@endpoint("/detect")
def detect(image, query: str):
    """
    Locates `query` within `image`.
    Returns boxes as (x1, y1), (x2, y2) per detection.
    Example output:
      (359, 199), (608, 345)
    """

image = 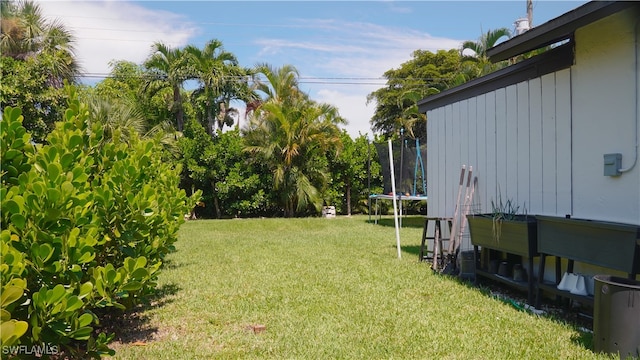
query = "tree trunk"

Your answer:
(206, 100), (215, 137)
(212, 181), (222, 218)
(217, 102), (226, 131)
(346, 181), (352, 216)
(174, 85), (183, 132)
(285, 199), (294, 218)
(213, 195), (221, 219)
